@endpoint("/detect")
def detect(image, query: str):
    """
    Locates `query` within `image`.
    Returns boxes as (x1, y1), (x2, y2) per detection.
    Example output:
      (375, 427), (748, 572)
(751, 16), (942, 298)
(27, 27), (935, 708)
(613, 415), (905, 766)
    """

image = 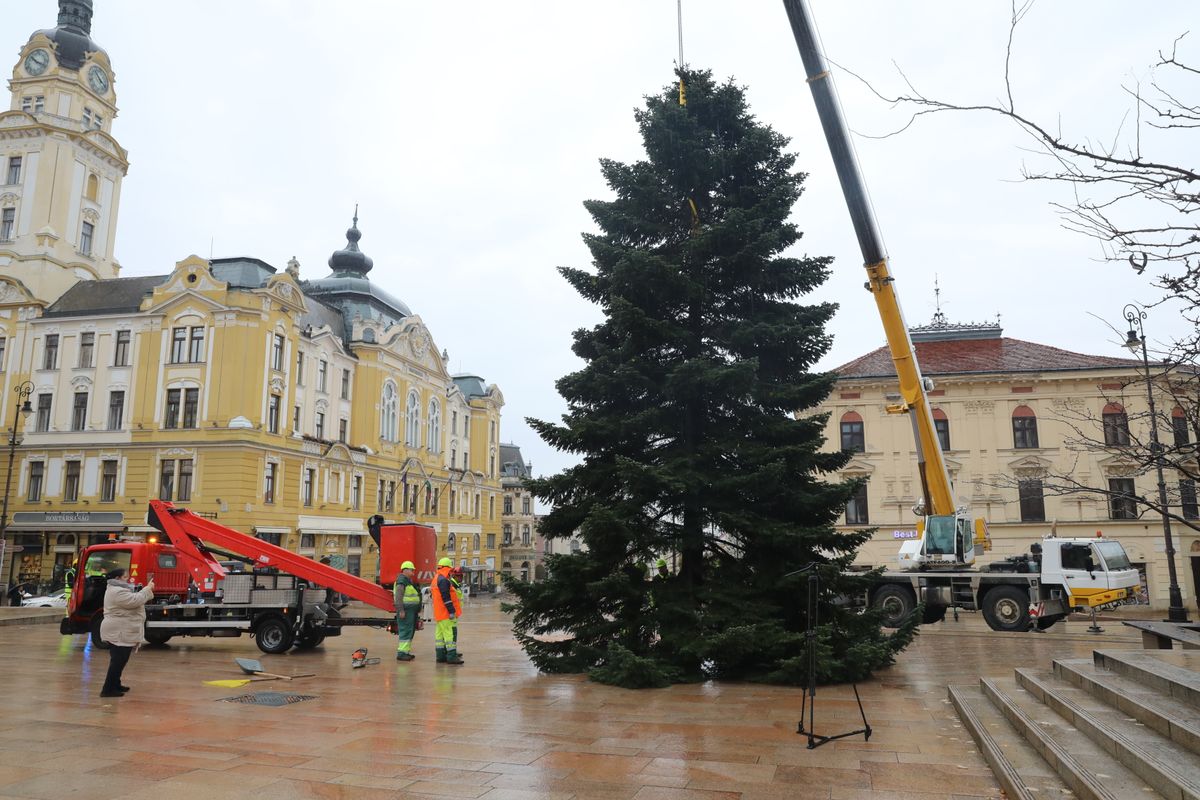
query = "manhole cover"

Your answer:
(218, 691), (317, 707)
